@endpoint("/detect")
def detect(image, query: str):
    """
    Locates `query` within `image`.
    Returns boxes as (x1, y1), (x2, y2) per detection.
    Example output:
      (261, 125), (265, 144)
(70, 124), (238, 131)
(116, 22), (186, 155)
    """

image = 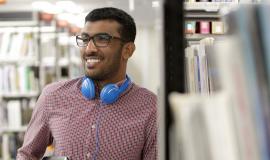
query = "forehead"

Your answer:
(82, 20), (121, 36)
